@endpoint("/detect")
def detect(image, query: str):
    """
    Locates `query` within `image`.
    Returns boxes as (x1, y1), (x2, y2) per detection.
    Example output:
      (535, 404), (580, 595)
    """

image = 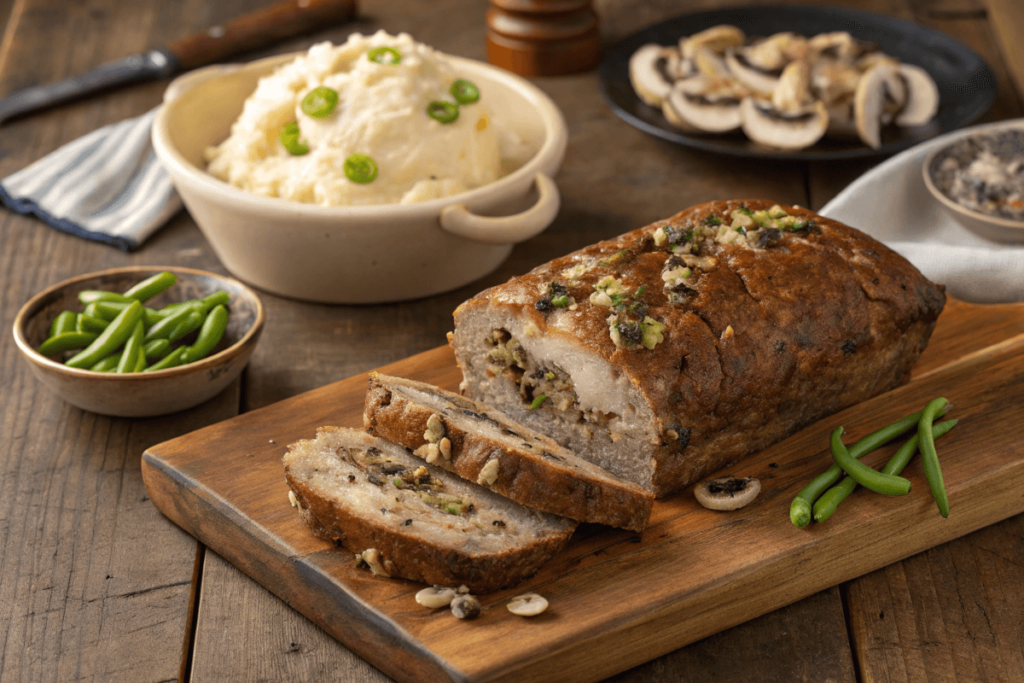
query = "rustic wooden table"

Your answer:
(1, 0), (1022, 681)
